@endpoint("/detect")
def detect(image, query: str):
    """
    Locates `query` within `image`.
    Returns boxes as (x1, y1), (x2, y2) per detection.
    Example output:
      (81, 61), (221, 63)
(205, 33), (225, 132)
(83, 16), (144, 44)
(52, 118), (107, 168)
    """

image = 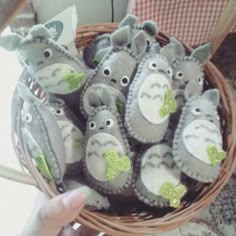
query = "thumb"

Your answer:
(22, 186), (90, 236)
